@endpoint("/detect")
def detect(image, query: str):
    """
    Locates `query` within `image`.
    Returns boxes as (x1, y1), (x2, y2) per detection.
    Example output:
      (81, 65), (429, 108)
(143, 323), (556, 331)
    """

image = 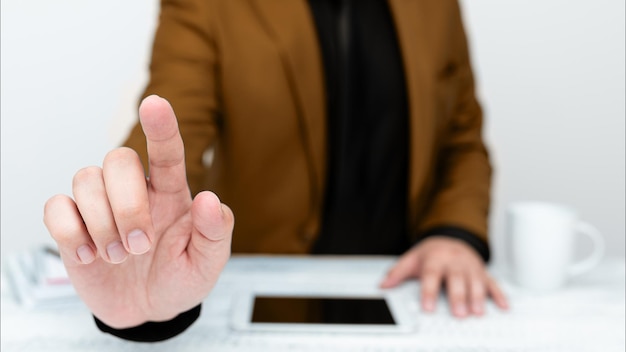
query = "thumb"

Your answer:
(380, 248), (421, 288)
(188, 191), (234, 276)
